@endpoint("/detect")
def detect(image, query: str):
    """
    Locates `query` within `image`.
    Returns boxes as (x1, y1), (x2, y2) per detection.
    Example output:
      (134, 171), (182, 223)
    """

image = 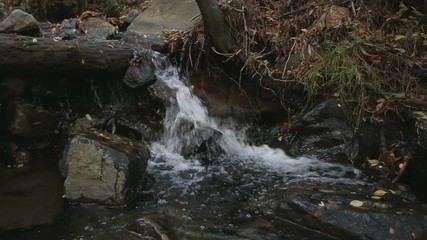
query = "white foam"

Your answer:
(148, 52), (363, 185)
